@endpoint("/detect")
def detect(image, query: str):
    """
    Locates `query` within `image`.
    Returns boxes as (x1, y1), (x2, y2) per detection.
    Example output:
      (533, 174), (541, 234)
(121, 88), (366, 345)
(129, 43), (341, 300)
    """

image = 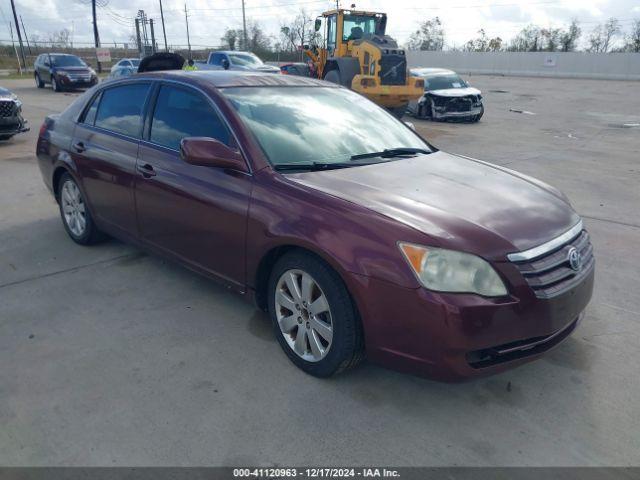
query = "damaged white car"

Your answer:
(407, 68), (484, 123)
